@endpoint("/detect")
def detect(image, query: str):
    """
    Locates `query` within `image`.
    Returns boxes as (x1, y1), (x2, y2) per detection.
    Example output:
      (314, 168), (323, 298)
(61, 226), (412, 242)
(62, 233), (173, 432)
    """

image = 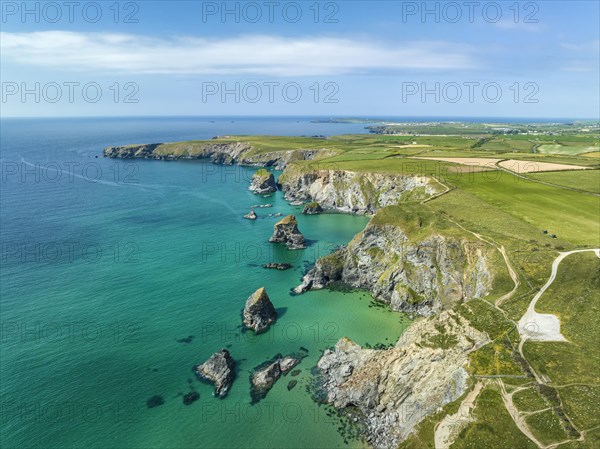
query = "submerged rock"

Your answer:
(146, 395), (165, 408)
(183, 391), (199, 405)
(269, 215), (305, 250)
(250, 169), (277, 194)
(244, 209), (257, 220)
(263, 262), (292, 270)
(195, 349), (236, 398)
(302, 202), (324, 215)
(243, 287), (277, 334)
(287, 380), (298, 391)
